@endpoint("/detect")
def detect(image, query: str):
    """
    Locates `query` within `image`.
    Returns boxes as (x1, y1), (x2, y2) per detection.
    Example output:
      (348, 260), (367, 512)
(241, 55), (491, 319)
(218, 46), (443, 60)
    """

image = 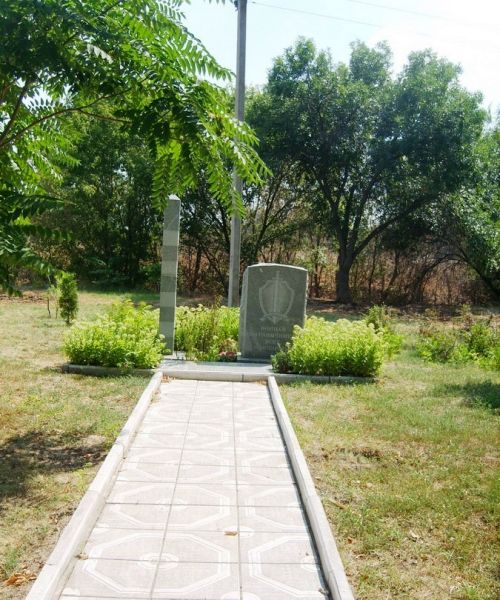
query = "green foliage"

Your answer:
(273, 317), (385, 377)
(259, 38), (486, 301)
(437, 121), (500, 299)
(417, 316), (499, 369)
(364, 305), (403, 357)
(175, 304), (239, 361)
(417, 327), (465, 363)
(0, 0), (267, 293)
(64, 300), (165, 368)
(271, 348), (292, 374)
(56, 272), (78, 325)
